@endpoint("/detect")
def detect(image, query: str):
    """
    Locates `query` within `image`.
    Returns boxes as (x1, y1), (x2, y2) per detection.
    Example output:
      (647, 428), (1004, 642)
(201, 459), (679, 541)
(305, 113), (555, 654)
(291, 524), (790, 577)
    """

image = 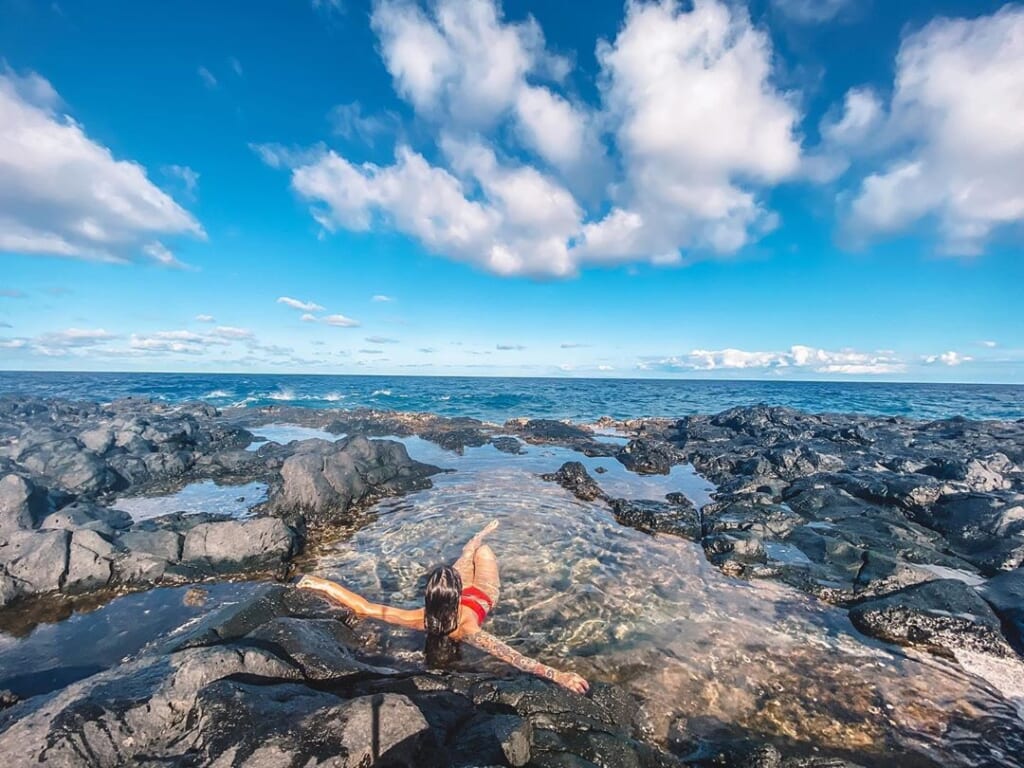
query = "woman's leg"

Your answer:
(472, 544), (500, 606)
